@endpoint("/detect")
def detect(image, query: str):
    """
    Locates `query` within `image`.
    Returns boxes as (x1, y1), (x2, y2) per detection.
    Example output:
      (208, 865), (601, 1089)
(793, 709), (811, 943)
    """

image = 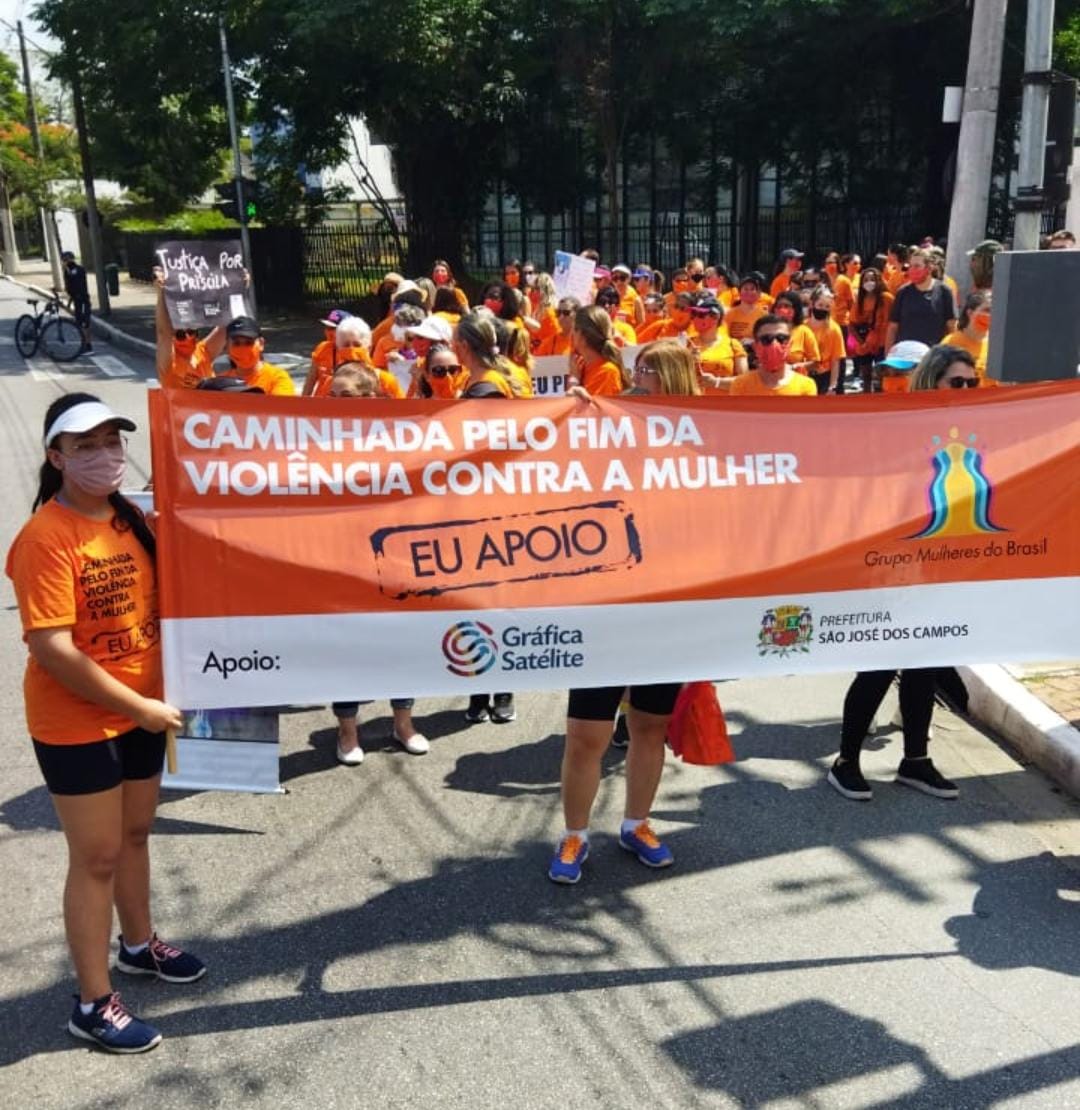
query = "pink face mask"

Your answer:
(59, 444), (126, 497)
(484, 298), (503, 313)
